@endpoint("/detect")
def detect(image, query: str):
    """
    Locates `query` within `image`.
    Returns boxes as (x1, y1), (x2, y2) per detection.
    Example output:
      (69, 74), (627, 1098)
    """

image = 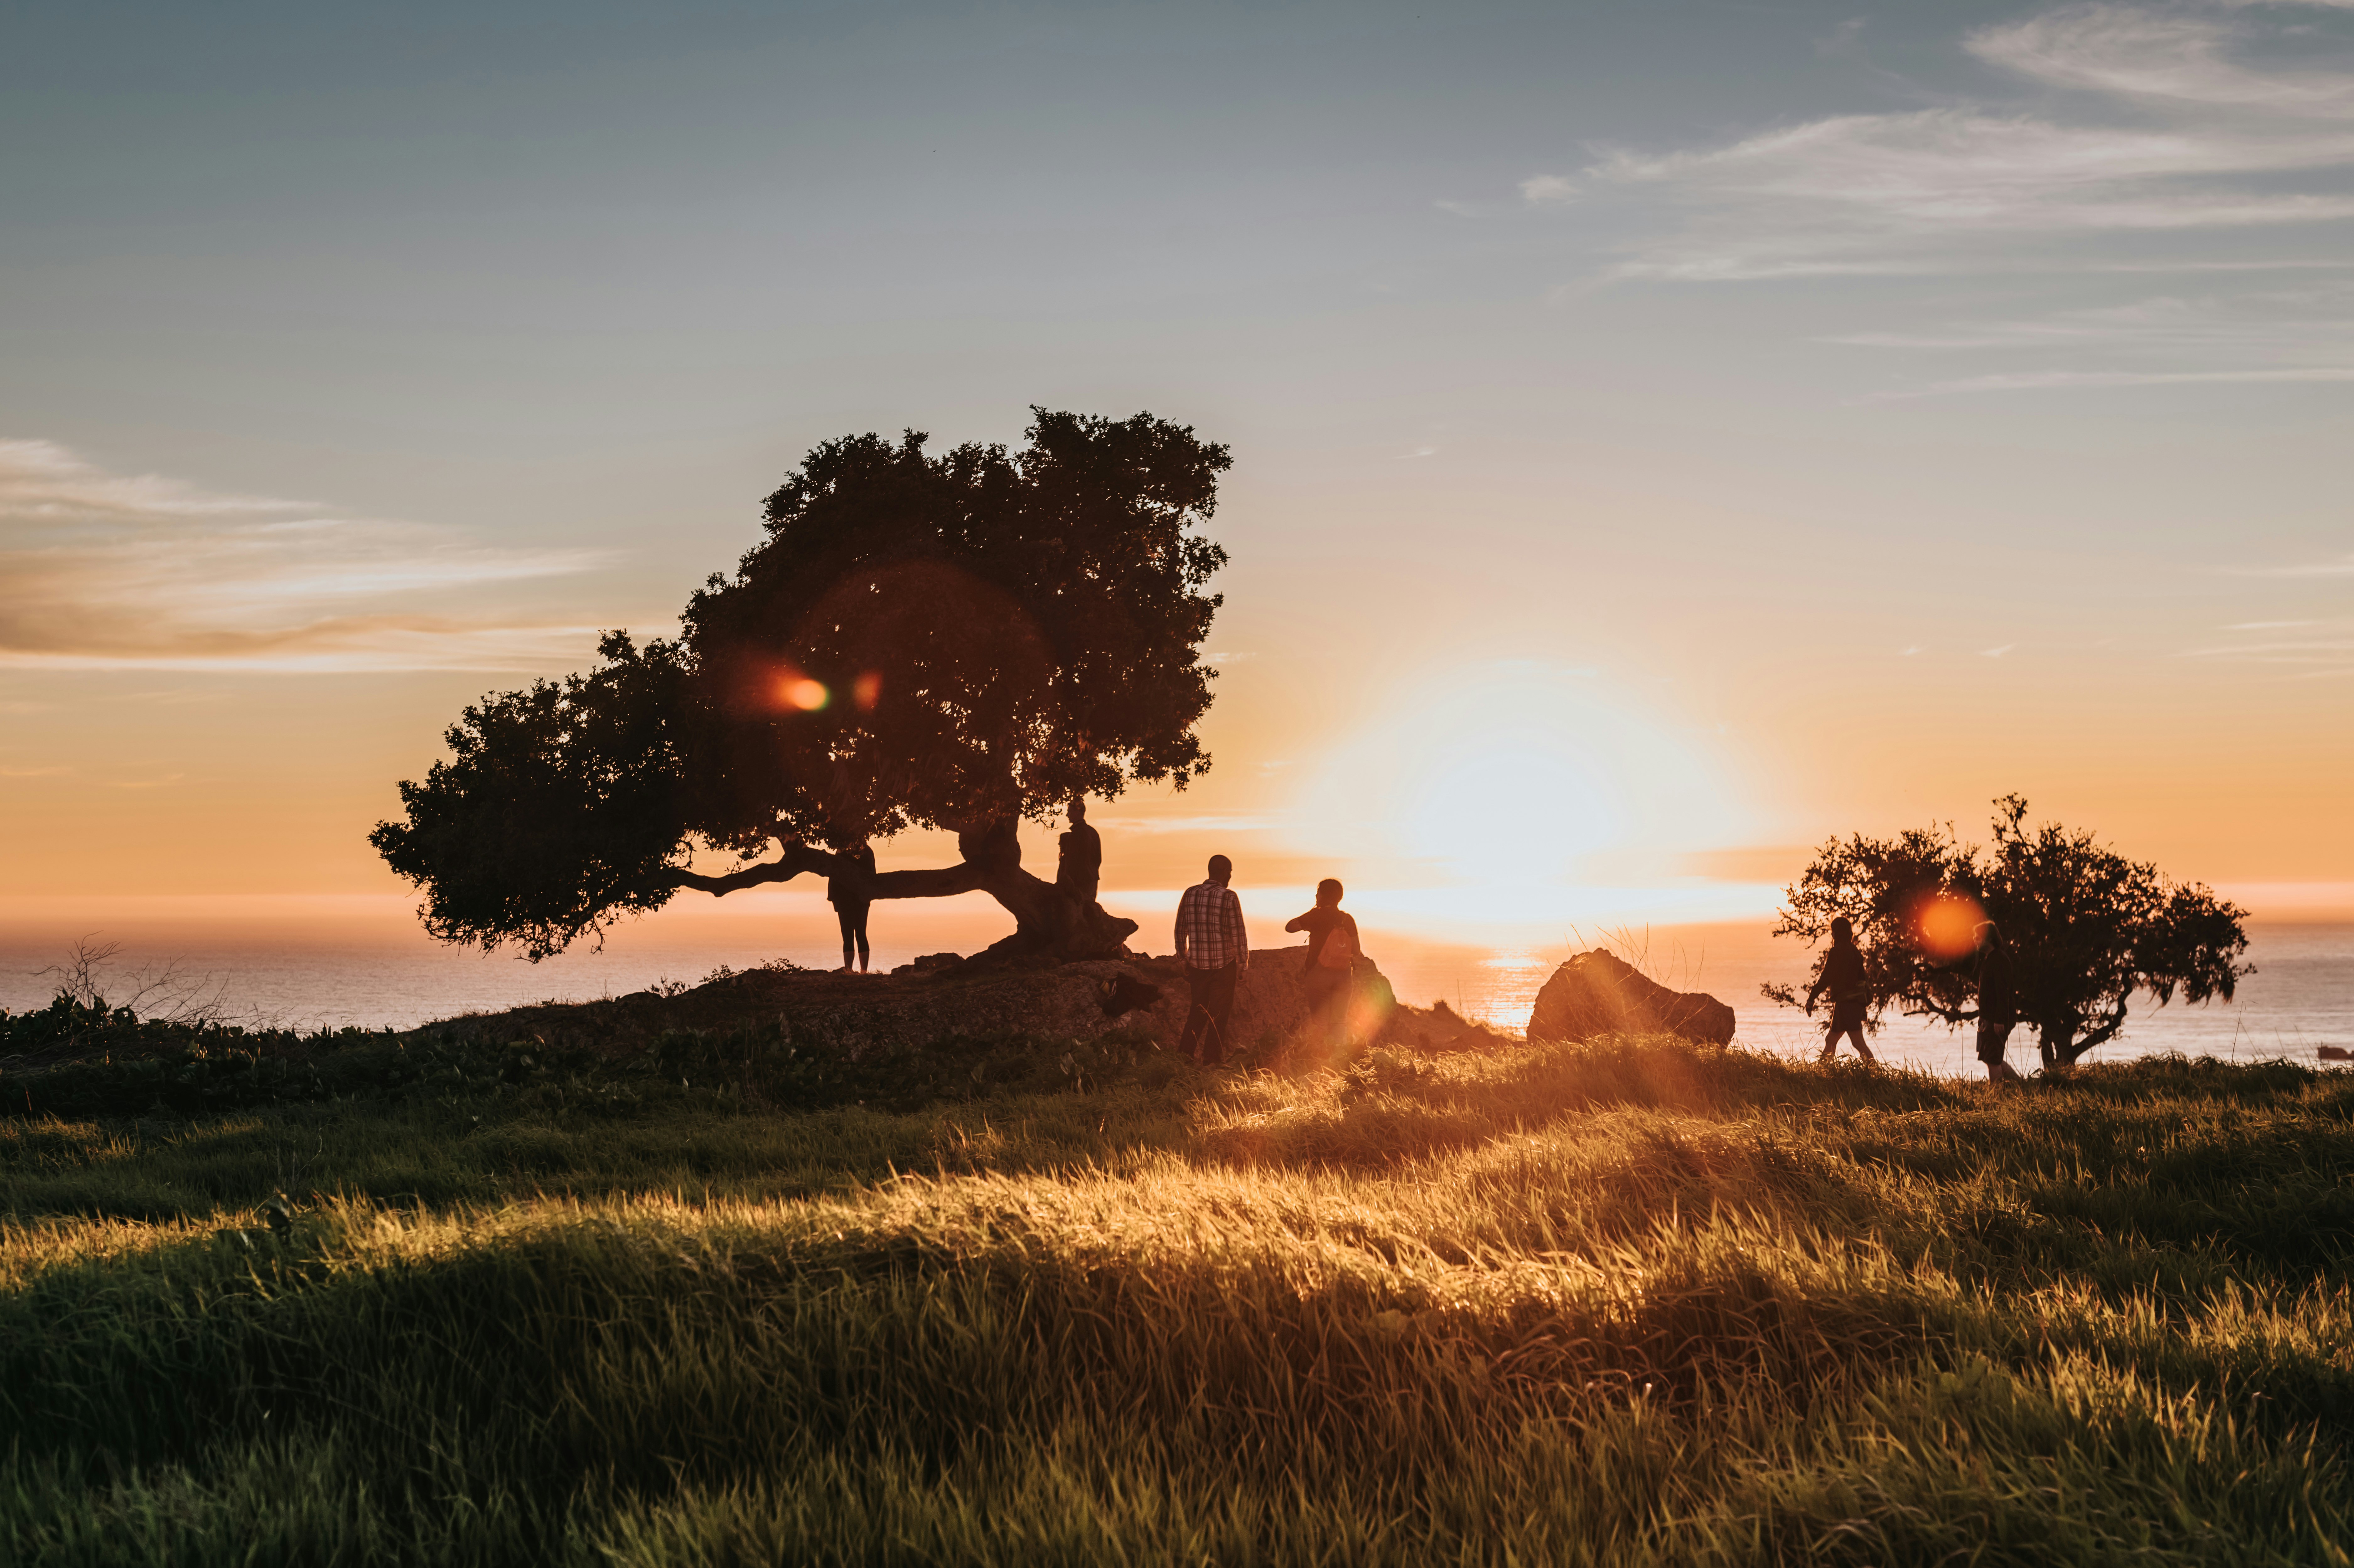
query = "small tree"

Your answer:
(1765, 796), (2251, 1068)
(371, 409), (1231, 962)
